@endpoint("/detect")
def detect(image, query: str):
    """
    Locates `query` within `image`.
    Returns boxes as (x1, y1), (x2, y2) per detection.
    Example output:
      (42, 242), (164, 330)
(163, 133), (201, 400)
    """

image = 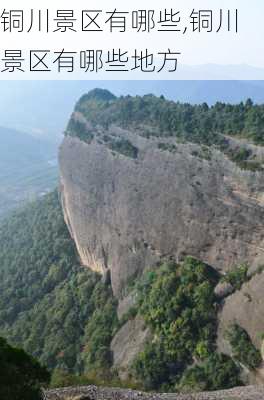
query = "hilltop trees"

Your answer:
(71, 90), (264, 146)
